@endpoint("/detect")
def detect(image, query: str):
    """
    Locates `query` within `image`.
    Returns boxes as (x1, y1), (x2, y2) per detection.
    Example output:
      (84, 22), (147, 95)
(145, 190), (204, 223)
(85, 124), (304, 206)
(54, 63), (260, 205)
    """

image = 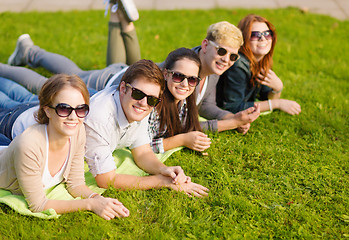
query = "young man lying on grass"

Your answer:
(84, 59), (209, 197)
